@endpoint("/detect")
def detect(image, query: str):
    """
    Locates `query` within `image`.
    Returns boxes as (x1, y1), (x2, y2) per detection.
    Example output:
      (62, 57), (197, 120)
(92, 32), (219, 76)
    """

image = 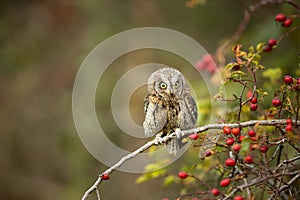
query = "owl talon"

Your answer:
(154, 134), (163, 145)
(175, 128), (182, 139)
